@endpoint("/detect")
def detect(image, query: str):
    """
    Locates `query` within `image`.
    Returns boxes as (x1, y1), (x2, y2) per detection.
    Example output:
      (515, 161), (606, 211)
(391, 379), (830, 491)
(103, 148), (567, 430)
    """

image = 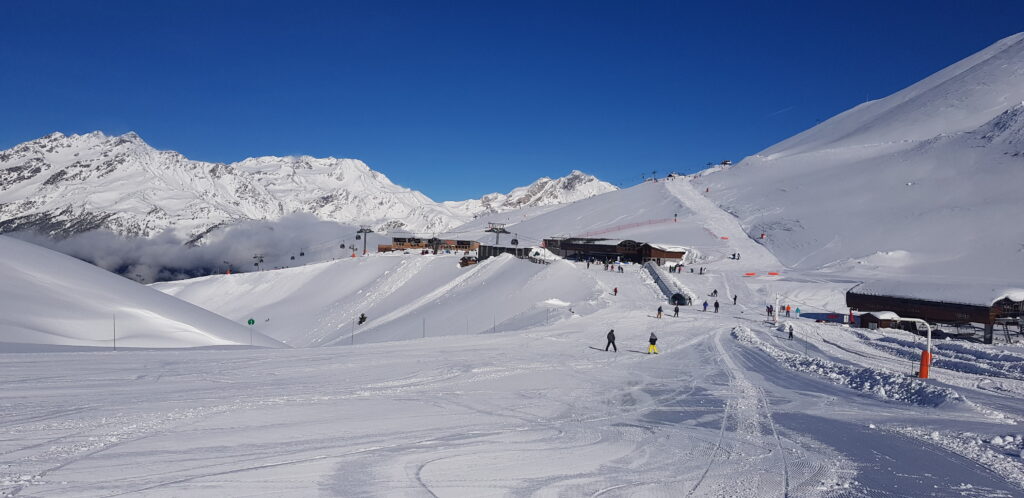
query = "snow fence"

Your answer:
(644, 262), (698, 305)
